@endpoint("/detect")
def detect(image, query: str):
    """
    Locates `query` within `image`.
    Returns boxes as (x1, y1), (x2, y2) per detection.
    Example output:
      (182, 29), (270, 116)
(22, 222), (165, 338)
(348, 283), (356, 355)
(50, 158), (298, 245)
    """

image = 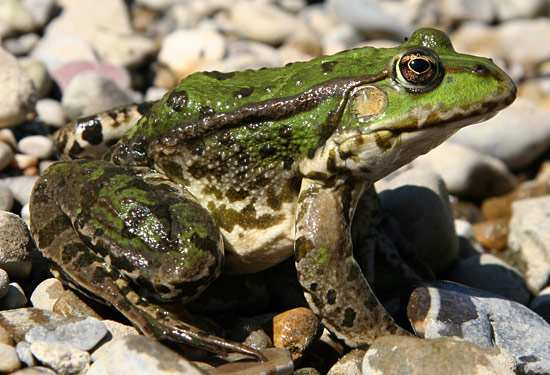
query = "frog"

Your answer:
(30, 28), (516, 361)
